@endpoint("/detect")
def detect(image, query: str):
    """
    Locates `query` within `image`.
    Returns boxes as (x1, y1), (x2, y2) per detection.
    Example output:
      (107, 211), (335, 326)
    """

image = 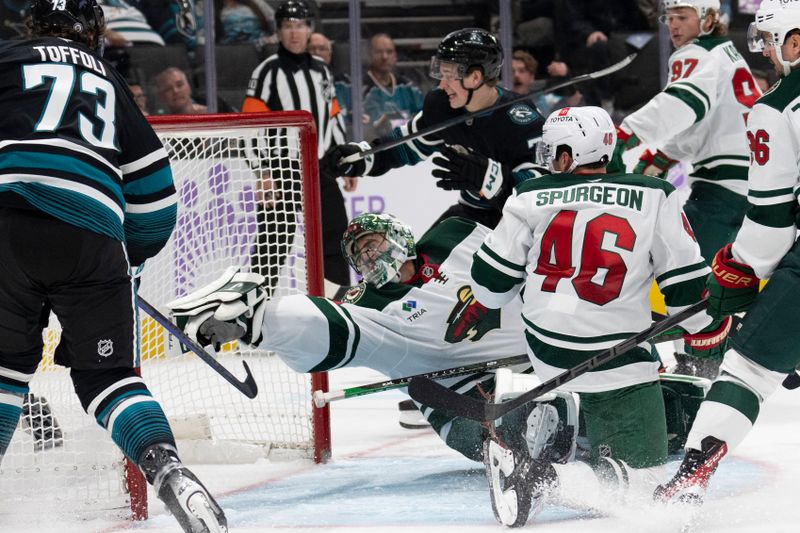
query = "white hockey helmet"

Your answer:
(537, 106), (616, 174)
(748, 0), (800, 76)
(660, 1), (720, 36)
